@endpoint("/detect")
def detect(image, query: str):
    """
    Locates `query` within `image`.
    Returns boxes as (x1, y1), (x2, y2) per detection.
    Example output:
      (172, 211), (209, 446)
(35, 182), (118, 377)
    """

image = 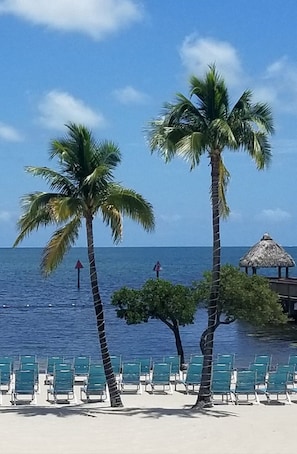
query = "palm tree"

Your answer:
(14, 122), (155, 407)
(147, 65), (274, 407)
